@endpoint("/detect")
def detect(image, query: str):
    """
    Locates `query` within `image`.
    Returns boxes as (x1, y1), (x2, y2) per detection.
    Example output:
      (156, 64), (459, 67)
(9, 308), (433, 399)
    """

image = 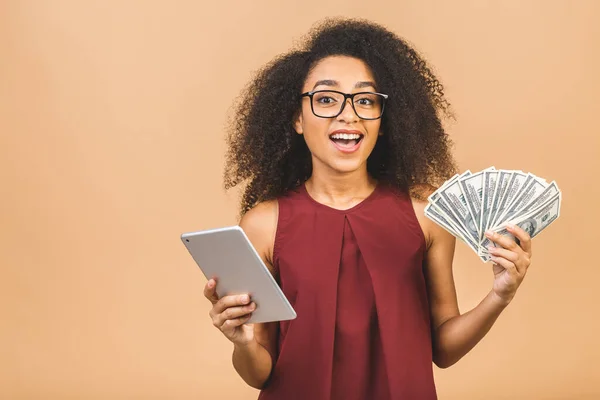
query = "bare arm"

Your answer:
(412, 199), (511, 369)
(231, 329), (276, 389)
(231, 200), (280, 387)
